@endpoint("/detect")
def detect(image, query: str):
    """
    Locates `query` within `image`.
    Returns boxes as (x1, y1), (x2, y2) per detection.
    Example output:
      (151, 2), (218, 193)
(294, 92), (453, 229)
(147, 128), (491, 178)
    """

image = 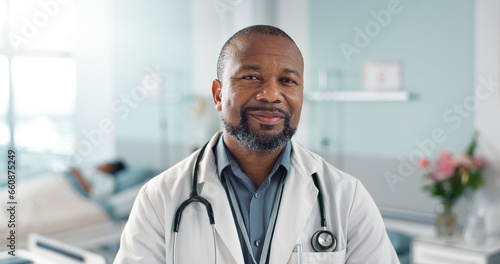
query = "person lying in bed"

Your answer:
(68, 161), (126, 199)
